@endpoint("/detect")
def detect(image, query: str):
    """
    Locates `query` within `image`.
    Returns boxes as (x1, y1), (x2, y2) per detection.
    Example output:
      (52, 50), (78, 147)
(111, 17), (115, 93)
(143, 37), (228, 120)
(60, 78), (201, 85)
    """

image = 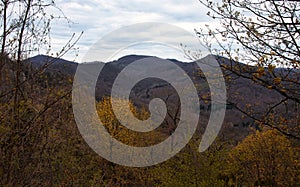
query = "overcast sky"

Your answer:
(50, 0), (217, 62)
